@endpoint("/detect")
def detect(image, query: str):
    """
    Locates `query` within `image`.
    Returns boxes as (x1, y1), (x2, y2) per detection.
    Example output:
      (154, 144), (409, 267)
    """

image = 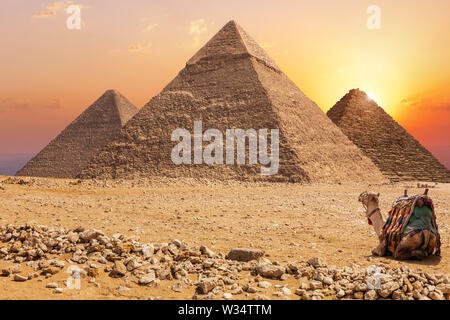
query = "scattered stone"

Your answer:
(110, 261), (127, 278)
(295, 288), (306, 297)
(281, 287), (291, 295)
(171, 281), (185, 293)
(310, 280), (323, 290)
(307, 257), (326, 268)
(336, 289), (345, 298)
(256, 262), (284, 279)
(0, 223), (446, 301)
(13, 274), (28, 282)
(223, 293), (232, 299)
(243, 284), (258, 293)
(226, 248), (265, 262)
(258, 281), (272, 289)
(79, 229), (103, 242)
(354, 292), (364, 299)
(364, 290), (378, 300)
(322, 276), (333, 286)
(139, 271), (156, 285)
(429, 291), (444, 301)
(197, 278), (217, 294)
(200, 245), (216, 258)
(1, 268), (11, 277)
(116, 286), (130, 291)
